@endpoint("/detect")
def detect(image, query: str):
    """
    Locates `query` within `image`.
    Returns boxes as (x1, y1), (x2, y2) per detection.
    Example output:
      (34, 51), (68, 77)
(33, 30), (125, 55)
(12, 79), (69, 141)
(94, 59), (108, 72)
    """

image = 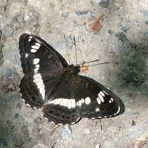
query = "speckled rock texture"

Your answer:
(0, 0), (148, 148)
